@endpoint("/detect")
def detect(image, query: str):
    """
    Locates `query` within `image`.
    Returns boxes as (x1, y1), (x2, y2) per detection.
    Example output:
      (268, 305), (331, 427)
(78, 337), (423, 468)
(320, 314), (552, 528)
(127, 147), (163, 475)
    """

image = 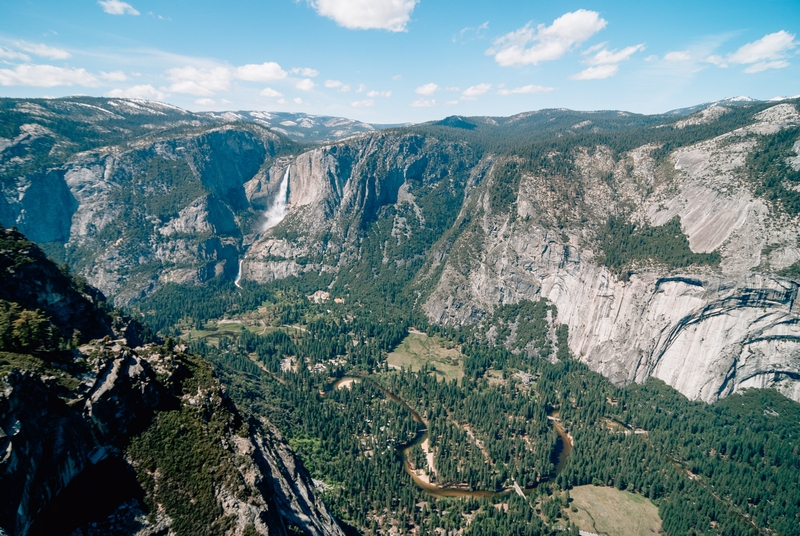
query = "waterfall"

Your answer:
(234, 259), (243, 289)
(263, 166), (290, 230)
